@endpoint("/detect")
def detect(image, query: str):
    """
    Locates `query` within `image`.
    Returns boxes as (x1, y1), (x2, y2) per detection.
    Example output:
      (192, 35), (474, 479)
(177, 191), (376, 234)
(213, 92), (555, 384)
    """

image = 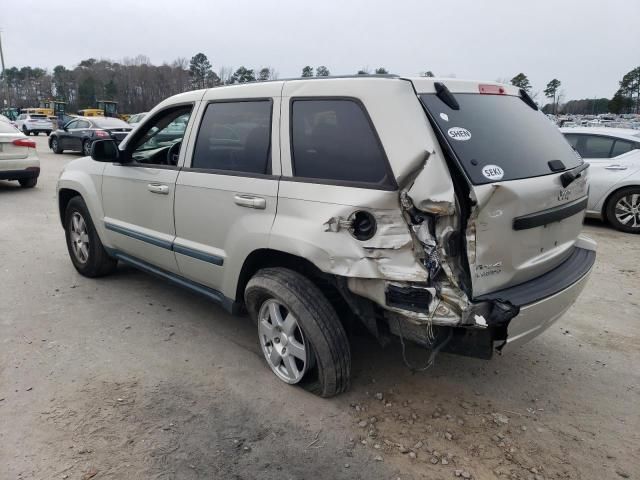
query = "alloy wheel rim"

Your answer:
(52, 139), (57, 149)
(258, 299), (308, 384)
(70, 212), (90, 263)
(614, 194), (640, 229)
(84, 142), (91, 155)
